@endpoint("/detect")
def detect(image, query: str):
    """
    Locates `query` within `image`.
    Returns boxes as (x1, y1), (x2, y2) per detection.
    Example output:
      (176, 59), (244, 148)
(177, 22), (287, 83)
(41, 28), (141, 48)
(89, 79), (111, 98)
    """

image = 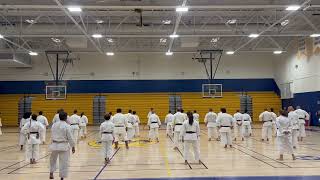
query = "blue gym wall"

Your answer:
(282, 91), (320, 126)
(0, 79), (279, 94)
